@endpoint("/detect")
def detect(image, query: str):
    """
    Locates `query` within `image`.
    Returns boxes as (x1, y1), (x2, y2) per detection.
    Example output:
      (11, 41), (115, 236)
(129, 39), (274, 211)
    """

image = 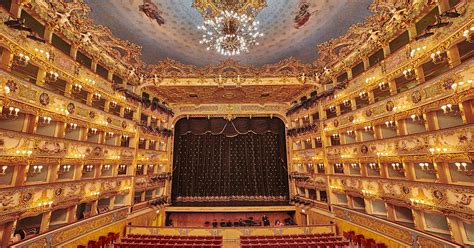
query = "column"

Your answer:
(0, 48), (13, 70)
(435, 162), (449, 183)
(39, 211), (52, 233)
(43, 26), (53, 43)
(407, 24), (418, 41)
(36, 68), (46, 86)
(411, 209), (425, 231)
(385, 203), (396, 221)
(437, 0), (450, 13)
(447, 44), (461, 68)
(362, 57), (370, 70)
(367, 90), (375, 104)
(415, 66), (425, 84)
(446, 216), (464, 244)
(91, 58), (98, 72)
(0, 221), (15, 248)
(382, 43), (391, 58)
(67, 205), (78, 223)
(104, 100), (110, 112)
(70, 45), (78, 60)
(91, 200), (99, 216)
(48, 163), (59, 182)
(388, 79), (397, 96)
(346, 68), (353, 80)
(86, 92), (93, 106)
